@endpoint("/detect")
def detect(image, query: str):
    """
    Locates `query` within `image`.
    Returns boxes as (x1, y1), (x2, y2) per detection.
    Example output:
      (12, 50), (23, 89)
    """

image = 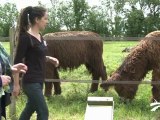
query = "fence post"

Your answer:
(9, 27), (17, 120)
